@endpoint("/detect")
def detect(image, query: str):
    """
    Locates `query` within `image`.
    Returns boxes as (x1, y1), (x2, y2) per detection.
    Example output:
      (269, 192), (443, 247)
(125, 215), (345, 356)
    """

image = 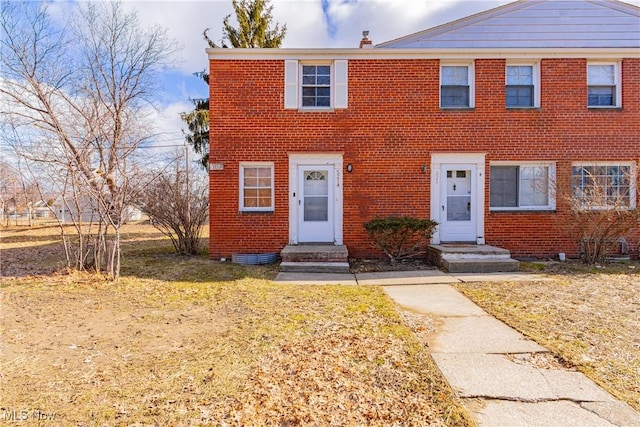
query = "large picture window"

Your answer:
(490, 163), (555, 211)
(572, 163), (635, 209)
(239, 163), (274, 212)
